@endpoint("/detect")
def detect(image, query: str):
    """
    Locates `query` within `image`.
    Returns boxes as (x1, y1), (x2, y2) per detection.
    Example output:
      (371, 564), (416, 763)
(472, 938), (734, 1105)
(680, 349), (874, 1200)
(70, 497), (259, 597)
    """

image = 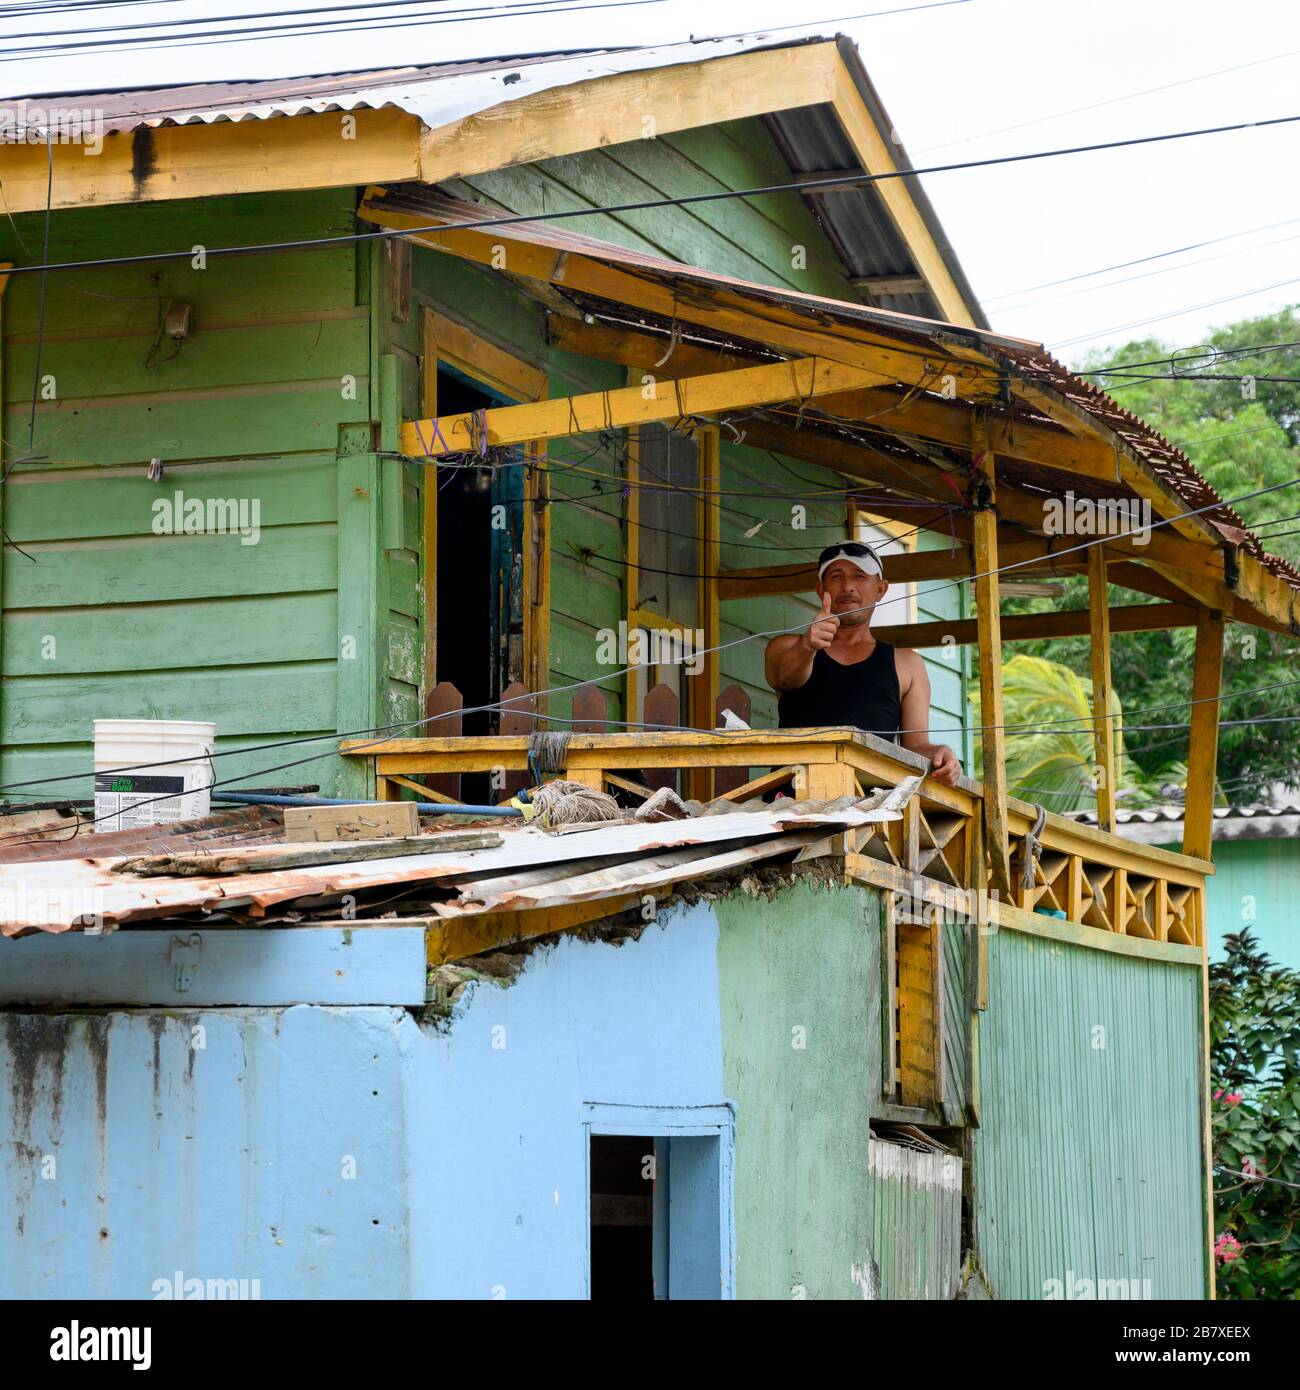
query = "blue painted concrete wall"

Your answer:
(407, 903), (729, 1299)
(0, 903), (732, 1300)
(0, 1007), (411, 1299)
